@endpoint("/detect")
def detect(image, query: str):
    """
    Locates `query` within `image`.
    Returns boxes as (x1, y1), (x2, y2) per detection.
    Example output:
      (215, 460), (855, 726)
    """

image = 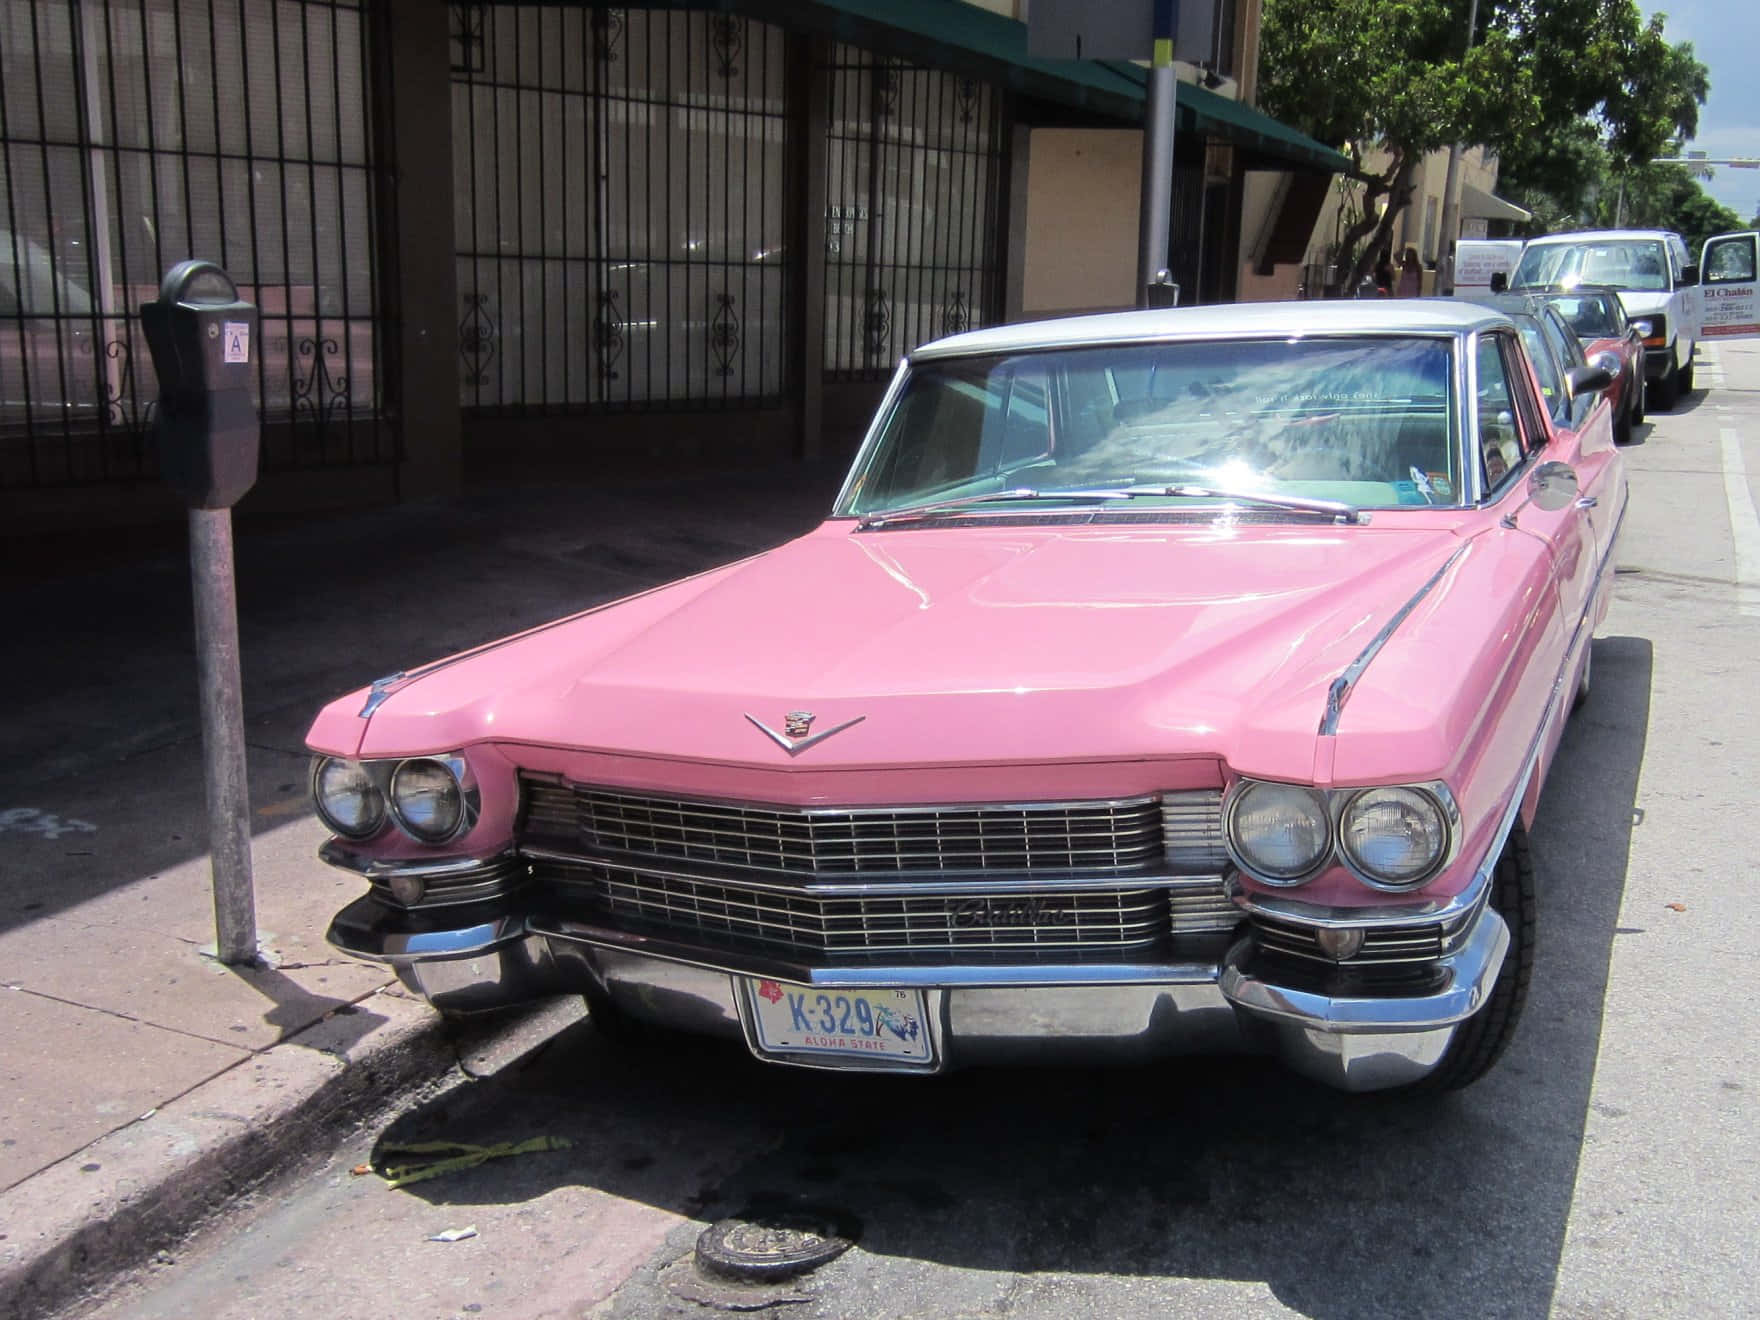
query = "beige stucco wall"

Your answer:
(1020, 129), (1142, 316)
